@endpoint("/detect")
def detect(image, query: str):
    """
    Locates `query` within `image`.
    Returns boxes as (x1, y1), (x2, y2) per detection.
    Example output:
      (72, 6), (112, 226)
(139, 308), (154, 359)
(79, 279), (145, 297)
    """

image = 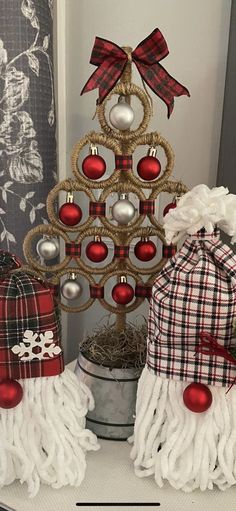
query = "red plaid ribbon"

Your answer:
(115, 155), (133, 171)
(162, 244), (177, 258)
(90, 285), (104, 299)
(65, 242), (81, 258)
(81, 28), (190, 117)
(89, 201), (106, 217)
(196, 332), (236, 392)
(114, 246), (130, 259)
(196, 332), (236, 364)
(135, 284), (152, 299)
(139, 200), (155, 215)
